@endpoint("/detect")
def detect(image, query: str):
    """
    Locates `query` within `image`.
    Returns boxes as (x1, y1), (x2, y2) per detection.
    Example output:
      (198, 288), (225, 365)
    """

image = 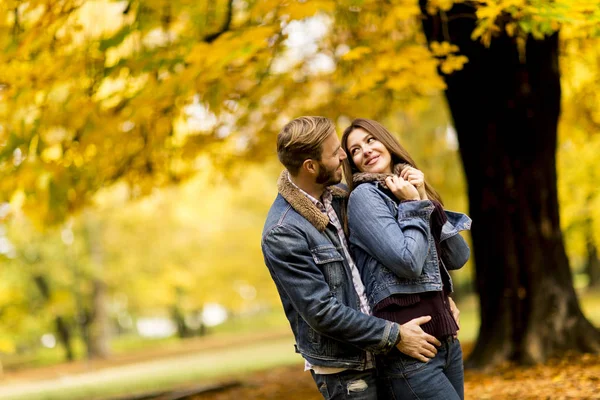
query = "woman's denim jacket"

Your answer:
(261, 172), (400, 369)
(347, 182), (471, 307)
